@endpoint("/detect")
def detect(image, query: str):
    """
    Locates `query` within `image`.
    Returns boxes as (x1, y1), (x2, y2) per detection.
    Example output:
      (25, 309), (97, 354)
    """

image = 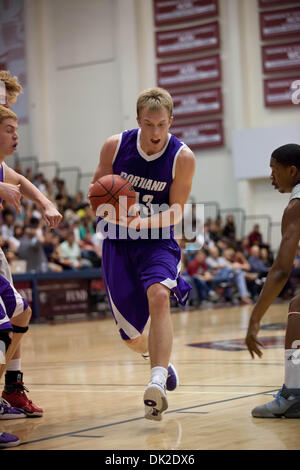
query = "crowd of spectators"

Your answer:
(0, 167), (299, 307)
(179, 211), (300, 307)
(0, 168), (103, 274)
